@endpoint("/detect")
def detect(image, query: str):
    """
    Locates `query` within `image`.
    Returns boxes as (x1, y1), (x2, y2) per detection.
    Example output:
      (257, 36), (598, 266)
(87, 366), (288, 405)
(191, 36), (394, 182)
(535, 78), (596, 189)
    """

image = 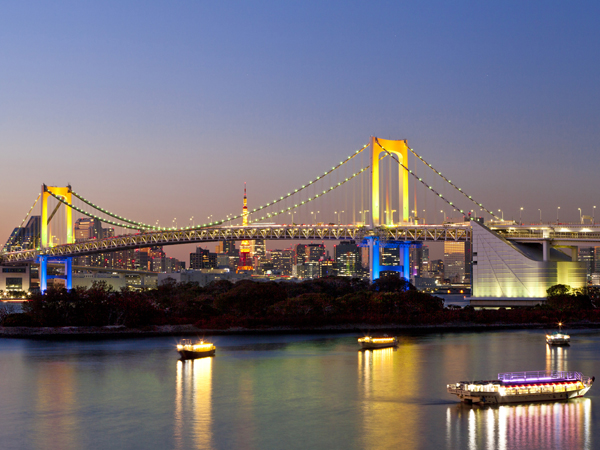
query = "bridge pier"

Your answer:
(366, 237), (417, 282)
(37, 255), (73, 292)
